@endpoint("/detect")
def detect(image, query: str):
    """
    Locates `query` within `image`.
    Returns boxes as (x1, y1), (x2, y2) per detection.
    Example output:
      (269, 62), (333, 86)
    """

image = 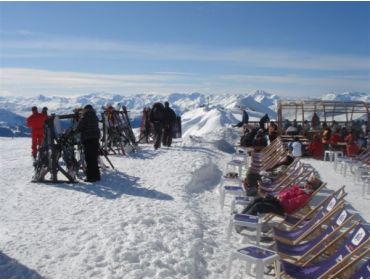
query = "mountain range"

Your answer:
(0, 90), (368, 137)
